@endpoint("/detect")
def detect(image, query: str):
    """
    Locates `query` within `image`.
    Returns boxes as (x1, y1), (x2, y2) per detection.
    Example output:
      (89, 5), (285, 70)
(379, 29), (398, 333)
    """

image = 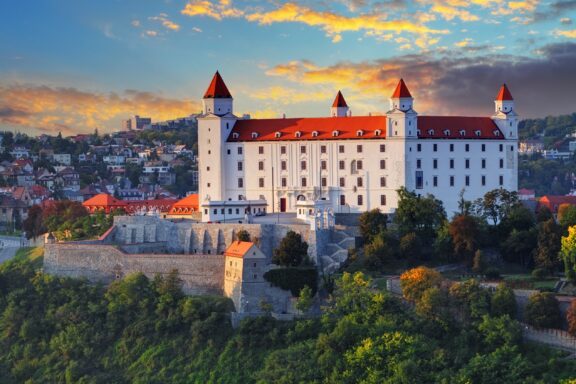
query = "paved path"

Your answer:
(0, 236), (27, 264)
